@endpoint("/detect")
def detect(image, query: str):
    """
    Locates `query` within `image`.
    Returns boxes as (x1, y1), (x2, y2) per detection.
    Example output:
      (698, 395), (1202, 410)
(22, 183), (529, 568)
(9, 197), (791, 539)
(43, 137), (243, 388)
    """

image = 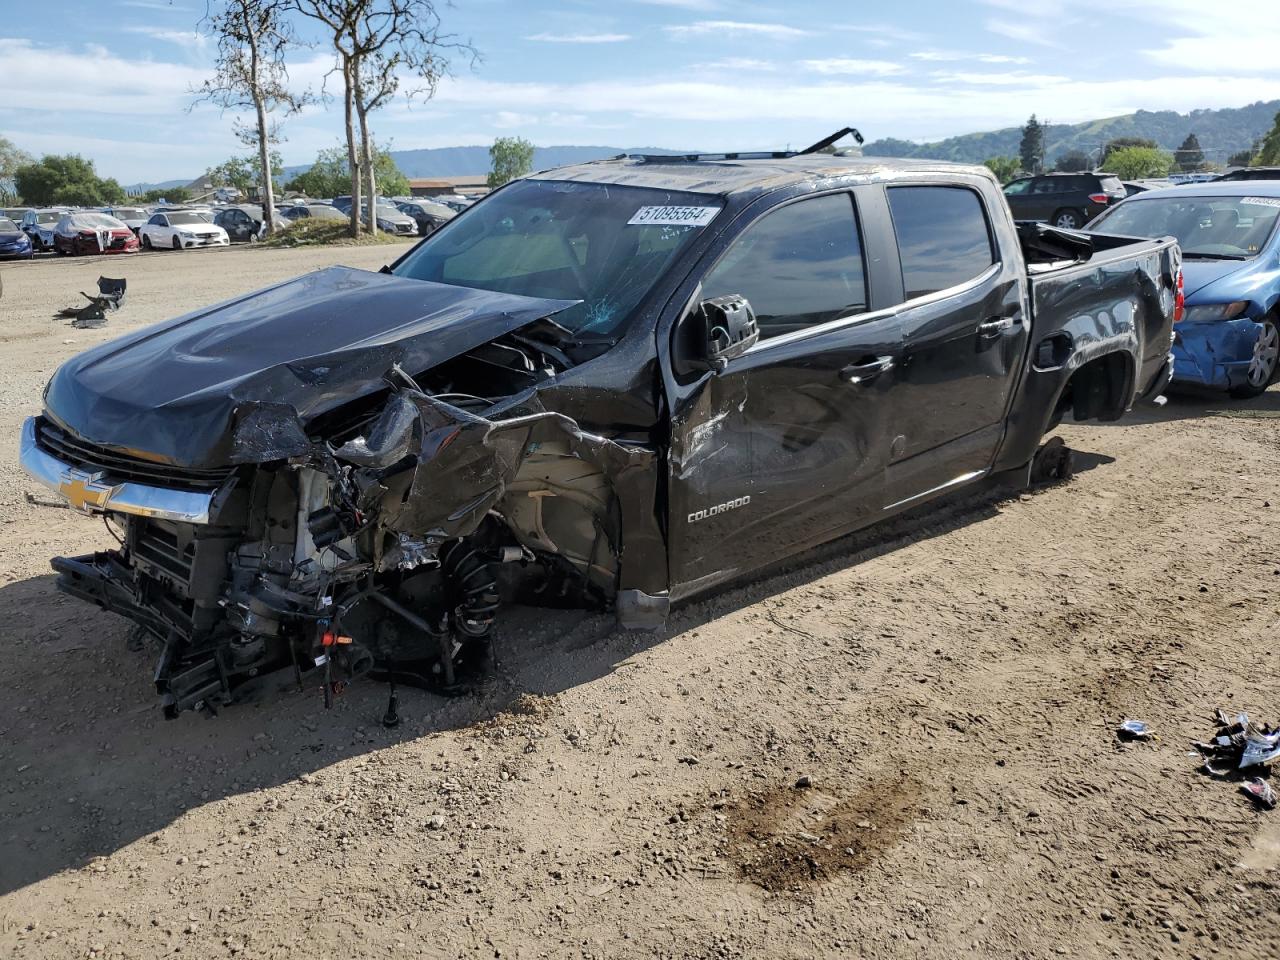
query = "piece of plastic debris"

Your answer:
(1240, 777), (1277, 810)
(1117, 720), (1155, 741)
(1195, 709), (1280, 775)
